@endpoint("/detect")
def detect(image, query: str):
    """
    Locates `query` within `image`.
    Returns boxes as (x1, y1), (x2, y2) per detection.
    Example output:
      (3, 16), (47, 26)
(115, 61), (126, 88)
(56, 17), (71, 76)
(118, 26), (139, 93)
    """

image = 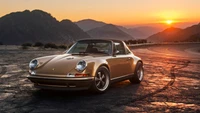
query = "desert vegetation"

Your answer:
(21, 42), (69, 50)
(33, 42), (44, 47)
(124, 39), (147, 45)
